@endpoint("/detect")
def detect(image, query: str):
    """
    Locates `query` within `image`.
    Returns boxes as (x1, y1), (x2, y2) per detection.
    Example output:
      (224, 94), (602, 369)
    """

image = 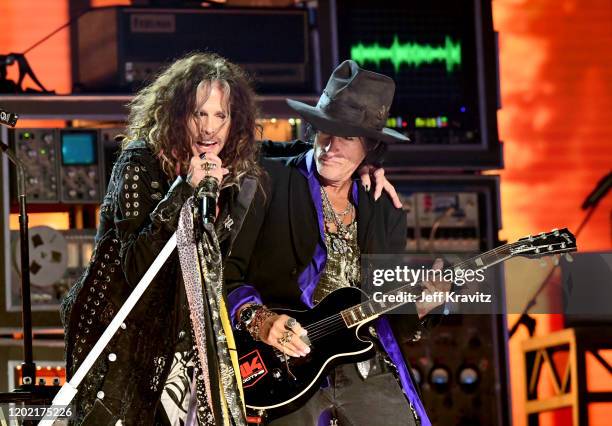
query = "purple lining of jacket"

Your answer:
(227, 150), (430, 425)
